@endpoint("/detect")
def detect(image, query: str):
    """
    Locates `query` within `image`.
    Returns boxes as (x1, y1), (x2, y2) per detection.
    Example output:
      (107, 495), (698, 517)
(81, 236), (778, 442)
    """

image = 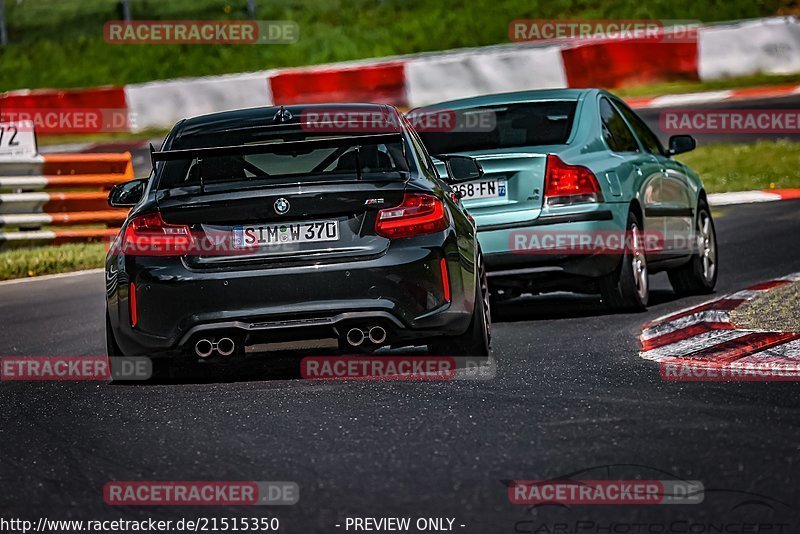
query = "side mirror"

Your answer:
(108, 178), (147, 207)
(668, 135), (696, 156)
(435, 155), (484, 183)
